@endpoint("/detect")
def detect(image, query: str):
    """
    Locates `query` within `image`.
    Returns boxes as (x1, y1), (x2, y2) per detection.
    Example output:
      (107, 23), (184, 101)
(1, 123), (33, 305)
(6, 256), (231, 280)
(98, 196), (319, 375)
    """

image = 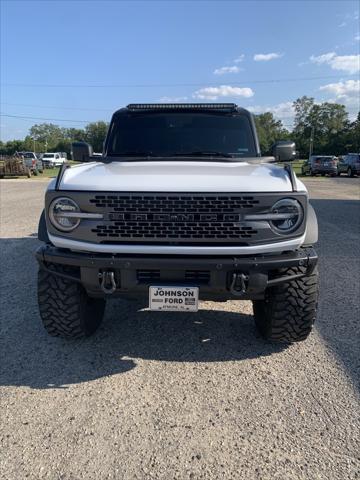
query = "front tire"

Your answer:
(347, 168), (354, 178)
(253, 266), (319, 343)
(38, 265), (105, 338)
